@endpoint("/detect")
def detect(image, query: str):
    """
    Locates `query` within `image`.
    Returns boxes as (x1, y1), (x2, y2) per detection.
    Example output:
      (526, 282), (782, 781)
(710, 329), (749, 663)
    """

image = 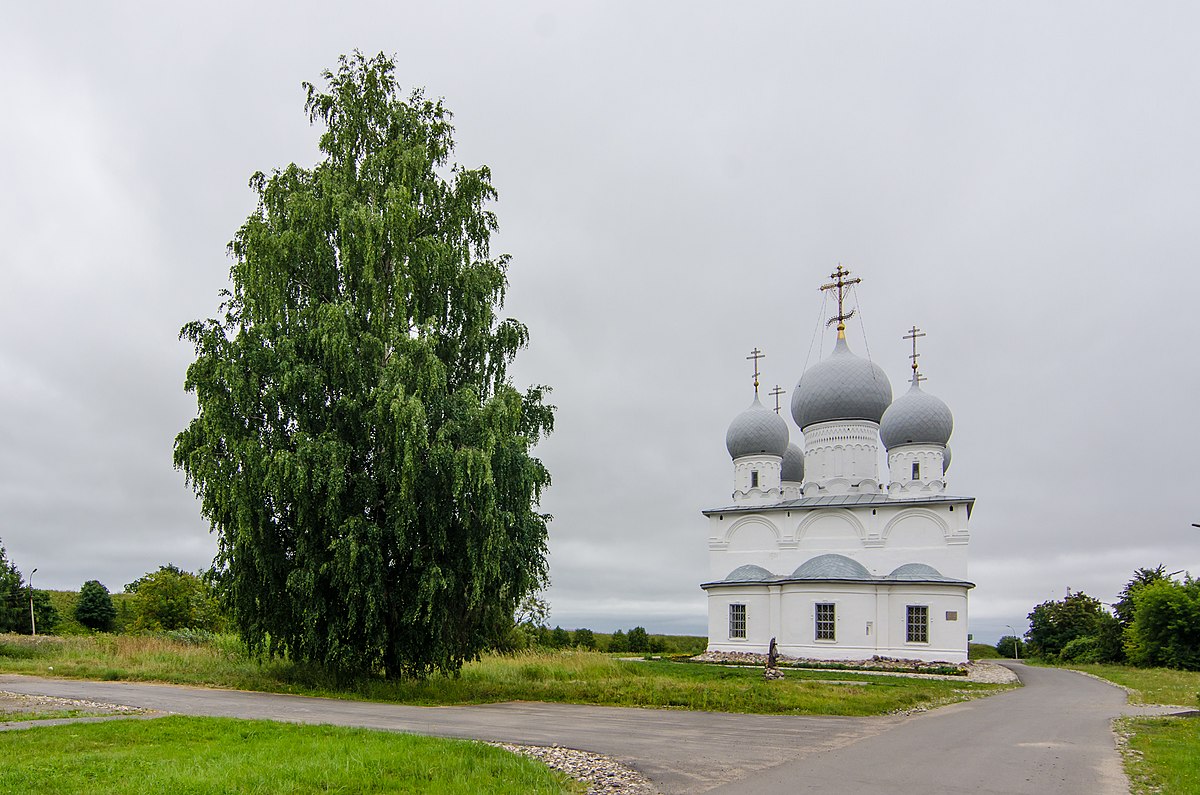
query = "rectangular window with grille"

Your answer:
(815, 603), (836, 641)
(906, 605), (929, 643)
(729, 603), (746, 639)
